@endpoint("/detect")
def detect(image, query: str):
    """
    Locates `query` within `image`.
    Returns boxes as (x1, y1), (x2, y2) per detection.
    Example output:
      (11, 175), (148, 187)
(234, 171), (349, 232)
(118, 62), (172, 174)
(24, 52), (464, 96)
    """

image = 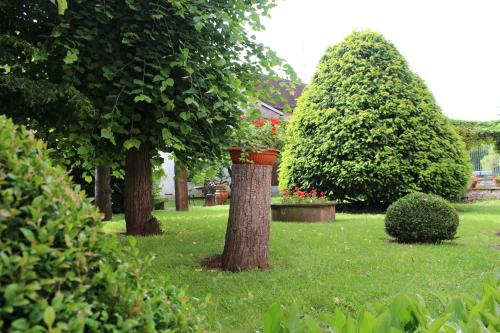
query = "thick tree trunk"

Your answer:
(95, 165), (112, 221)
(175, 163), (189, 211)
(124, 142), (162, 236)
(222, 164), (272, 271)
